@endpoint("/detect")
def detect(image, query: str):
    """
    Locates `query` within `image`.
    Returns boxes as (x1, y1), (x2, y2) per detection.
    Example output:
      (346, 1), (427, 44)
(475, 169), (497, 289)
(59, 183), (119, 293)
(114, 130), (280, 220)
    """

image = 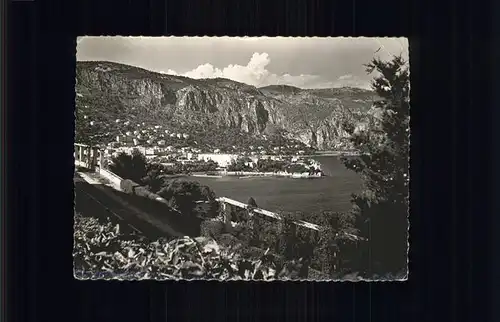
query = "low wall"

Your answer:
(217, 197), (321, 231)
(98, 168), (124, 190)
(120, 179), (174, 209)
(119, 179), (201, 236)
